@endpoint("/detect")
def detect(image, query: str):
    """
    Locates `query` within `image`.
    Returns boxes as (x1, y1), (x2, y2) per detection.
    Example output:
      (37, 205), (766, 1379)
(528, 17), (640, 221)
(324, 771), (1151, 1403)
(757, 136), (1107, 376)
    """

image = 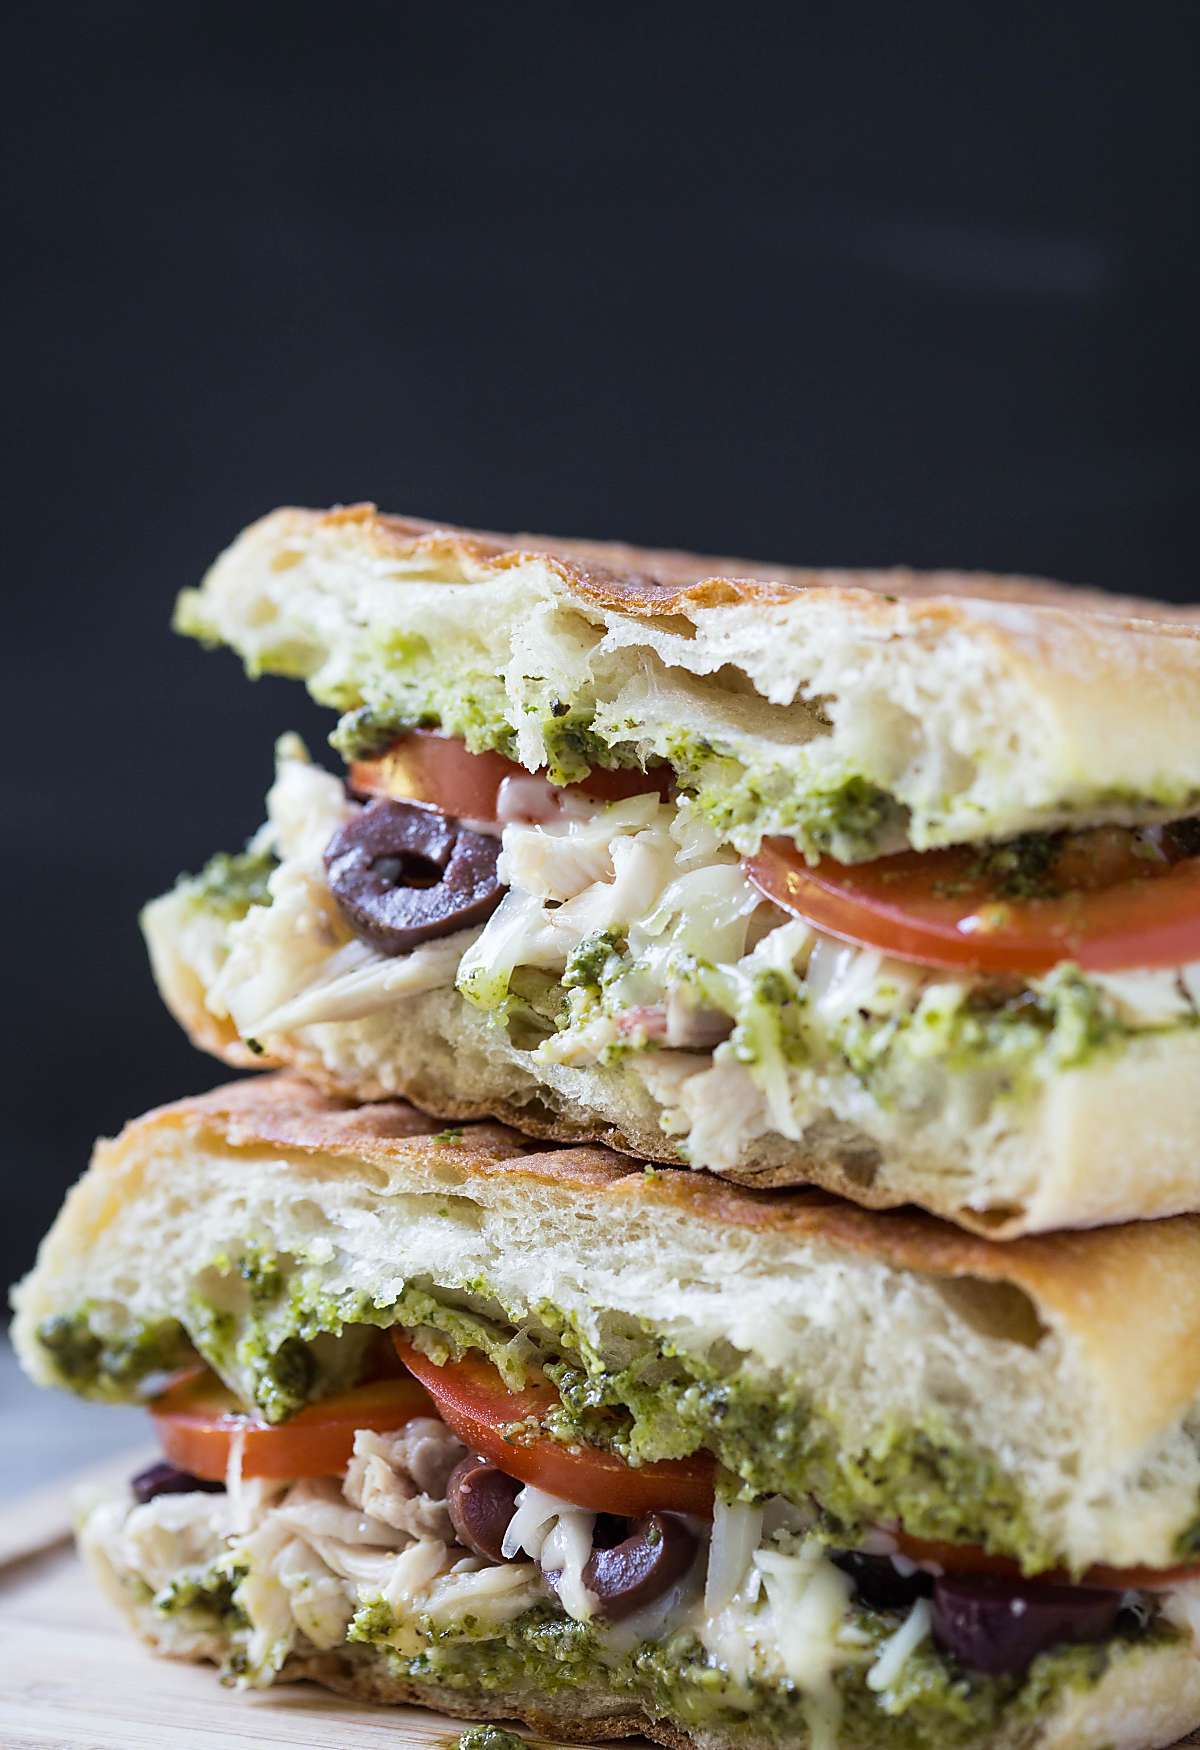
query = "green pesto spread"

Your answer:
(183, 1248), (381, 1422)
(173, 845), (277, 921)
(143, 1548), (1169, 1744)
(551, 927), (1150, 1107)
(154, 1562), (246, 1630)
(331, 692), (901, 858)
(665, 732), (907, 861)
(454, 1728), (529, 1750)
(330, 697), (511, 764)
(43, 1264), (1062, 1571)
(35, 1309), (193, 1400)
(384, 1284), (1058, 1569)
(765, 959), (1128, 1100)
(346, 1599), (1173, 1750)
(561, 930), (625, 990)
(330, 693), (651, 789)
